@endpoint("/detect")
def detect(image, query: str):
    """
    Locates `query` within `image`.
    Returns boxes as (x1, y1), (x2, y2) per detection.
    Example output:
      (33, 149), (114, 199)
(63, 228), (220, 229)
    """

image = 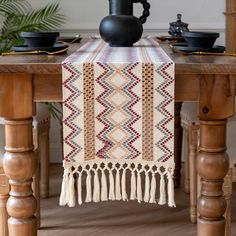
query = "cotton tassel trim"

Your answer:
(158, 174), (166, 205)
(167, 170), (176, 207)
(59, 161), (176, 207)
(101, 169), (108, 201)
